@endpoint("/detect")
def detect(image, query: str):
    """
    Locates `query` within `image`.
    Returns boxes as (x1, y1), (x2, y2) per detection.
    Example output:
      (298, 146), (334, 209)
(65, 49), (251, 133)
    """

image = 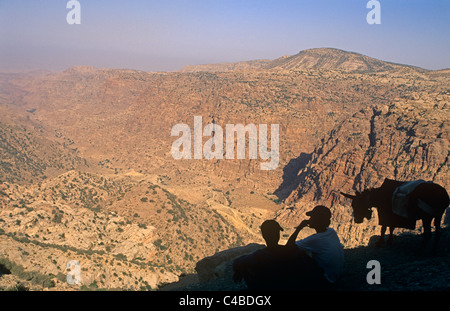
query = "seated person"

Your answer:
(233, 219), (320, 290)
(288, 205), (344, 287)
